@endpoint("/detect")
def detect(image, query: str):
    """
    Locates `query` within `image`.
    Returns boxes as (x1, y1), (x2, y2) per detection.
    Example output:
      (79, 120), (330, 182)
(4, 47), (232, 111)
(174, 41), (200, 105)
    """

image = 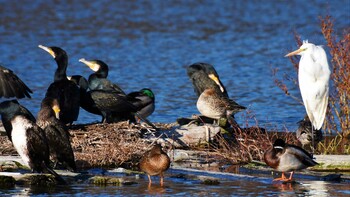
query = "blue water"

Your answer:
(0, 1), (349, 130)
